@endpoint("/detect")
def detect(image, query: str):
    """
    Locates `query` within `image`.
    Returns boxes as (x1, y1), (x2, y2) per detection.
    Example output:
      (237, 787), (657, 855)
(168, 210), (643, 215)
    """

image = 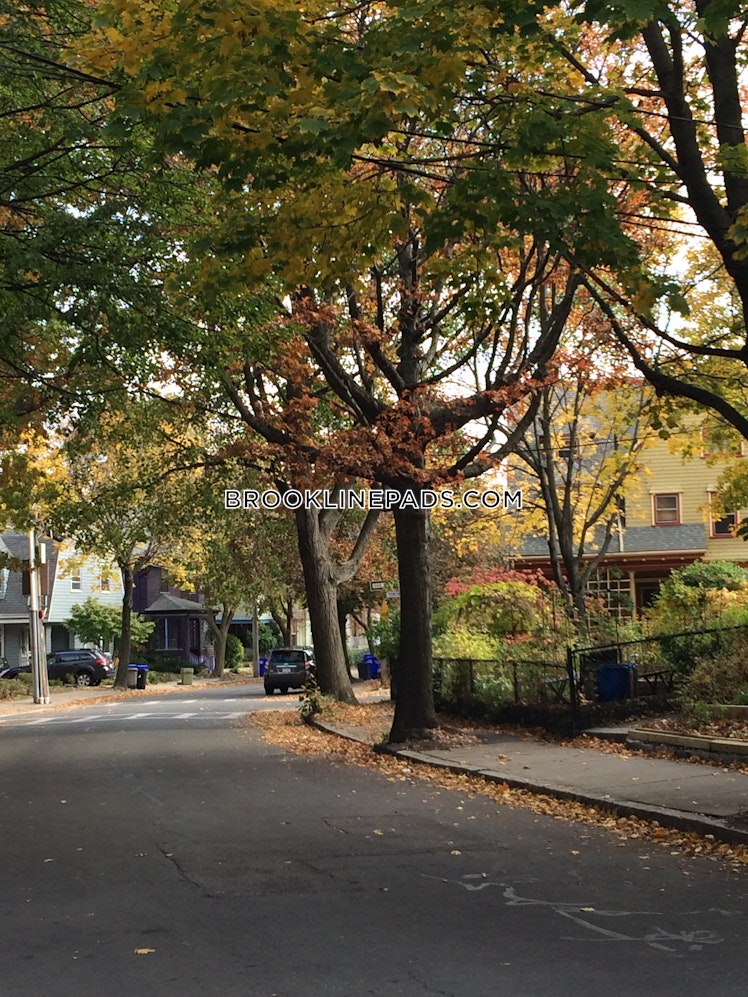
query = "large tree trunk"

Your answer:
(208, 604), (234, 677)
(295, 508), (357, 704)
(114, 563), (134, 689)
(388, 504), (437, 742)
